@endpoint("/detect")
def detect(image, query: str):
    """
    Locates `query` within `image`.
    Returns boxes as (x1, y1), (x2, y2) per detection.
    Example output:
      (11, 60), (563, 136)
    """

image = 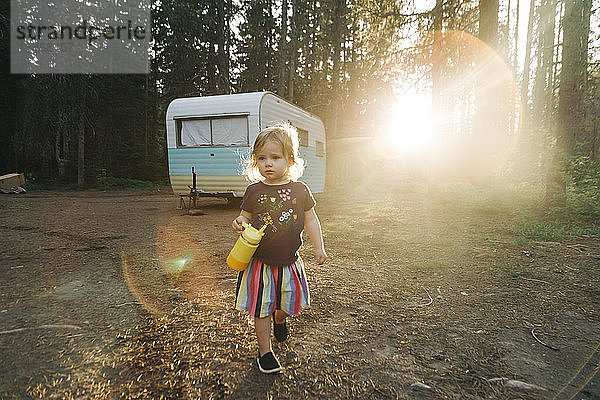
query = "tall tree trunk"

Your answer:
(474, 0), (500, 147)
(543, 0), (556, 114)
(287, 0), (297, 101)
(521, 0), (536, 105)
(542, 0), (556, 132)
(207, 43), (217, 93)
(578, 0), (592, 150)
(278, 0), (288, 97)
(267, 0), (275, 88)
(429, 0), (444, 193)
(216, 0), (230, 93)
(553, 0), (564, 93)
(76, 76), (86, 189)
(327, 0), (346, 188)
(506, 0), (511, 53)
(55, 130), (63, 178)
(546, 0), (591, 206)
(513, 0), (520, 71)
(431, 0), (443, 120)
(529, 0), (556, 177)
(145, 75), (149, 159)
(532, 0), (555, 124)
(517, 0), (537, 178)
(479, 0), (499, 50)
(78, 102), (85, 188)
(330, 0), (344, 139)
(308, 0), (318, 100)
